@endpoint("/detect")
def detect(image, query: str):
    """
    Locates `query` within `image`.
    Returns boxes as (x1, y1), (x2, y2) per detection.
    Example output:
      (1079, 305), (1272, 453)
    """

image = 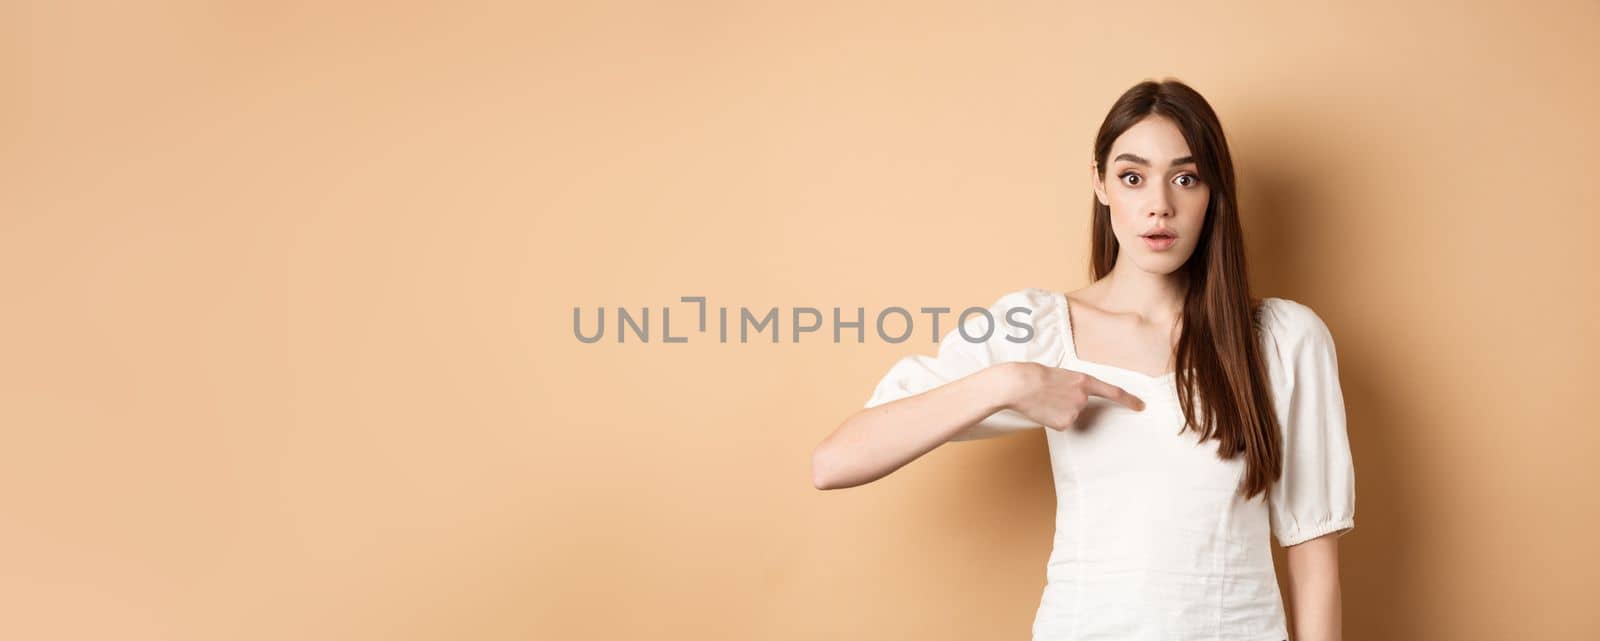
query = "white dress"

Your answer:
(863, 287), (1355, 641)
